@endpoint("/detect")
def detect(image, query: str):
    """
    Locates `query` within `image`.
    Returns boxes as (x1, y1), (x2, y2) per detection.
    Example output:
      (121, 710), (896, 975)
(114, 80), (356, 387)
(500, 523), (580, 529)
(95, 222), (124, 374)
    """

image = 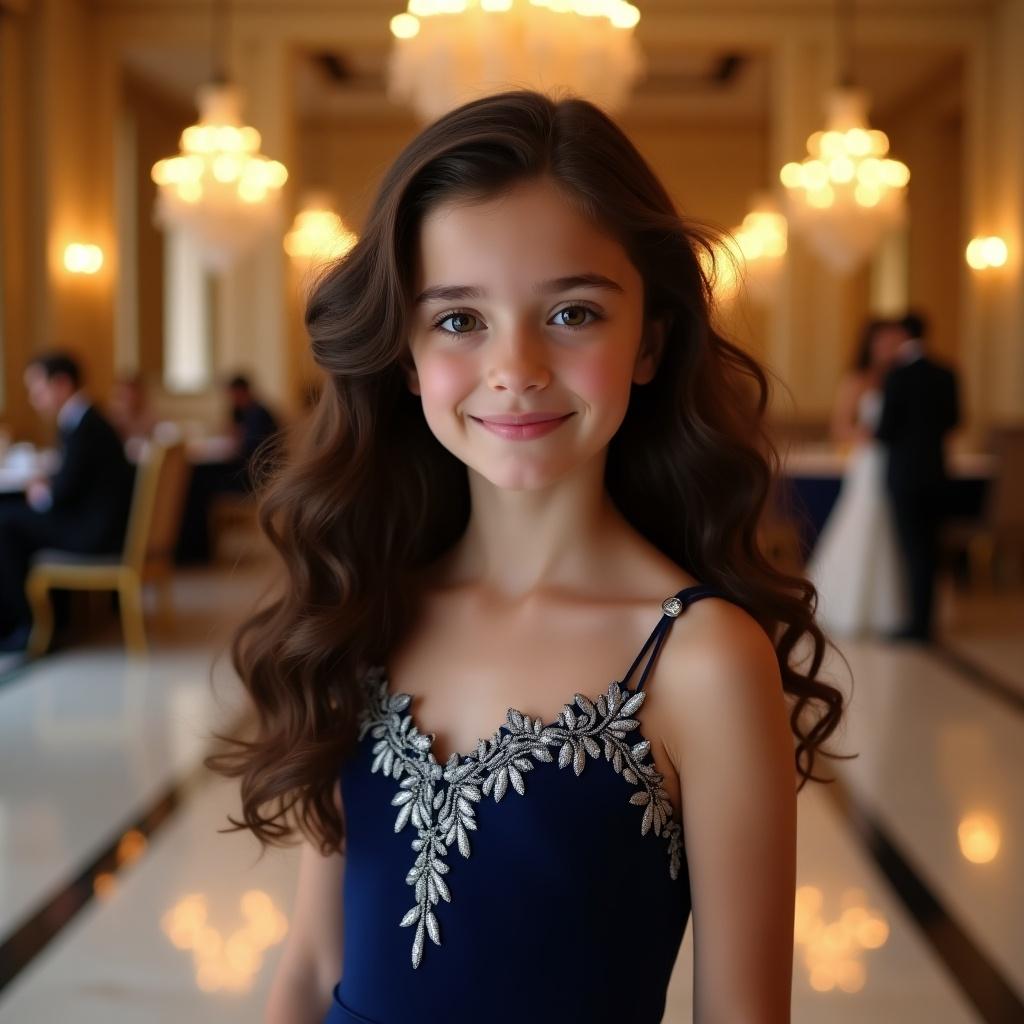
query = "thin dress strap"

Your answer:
(619, 584), (728, 693)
